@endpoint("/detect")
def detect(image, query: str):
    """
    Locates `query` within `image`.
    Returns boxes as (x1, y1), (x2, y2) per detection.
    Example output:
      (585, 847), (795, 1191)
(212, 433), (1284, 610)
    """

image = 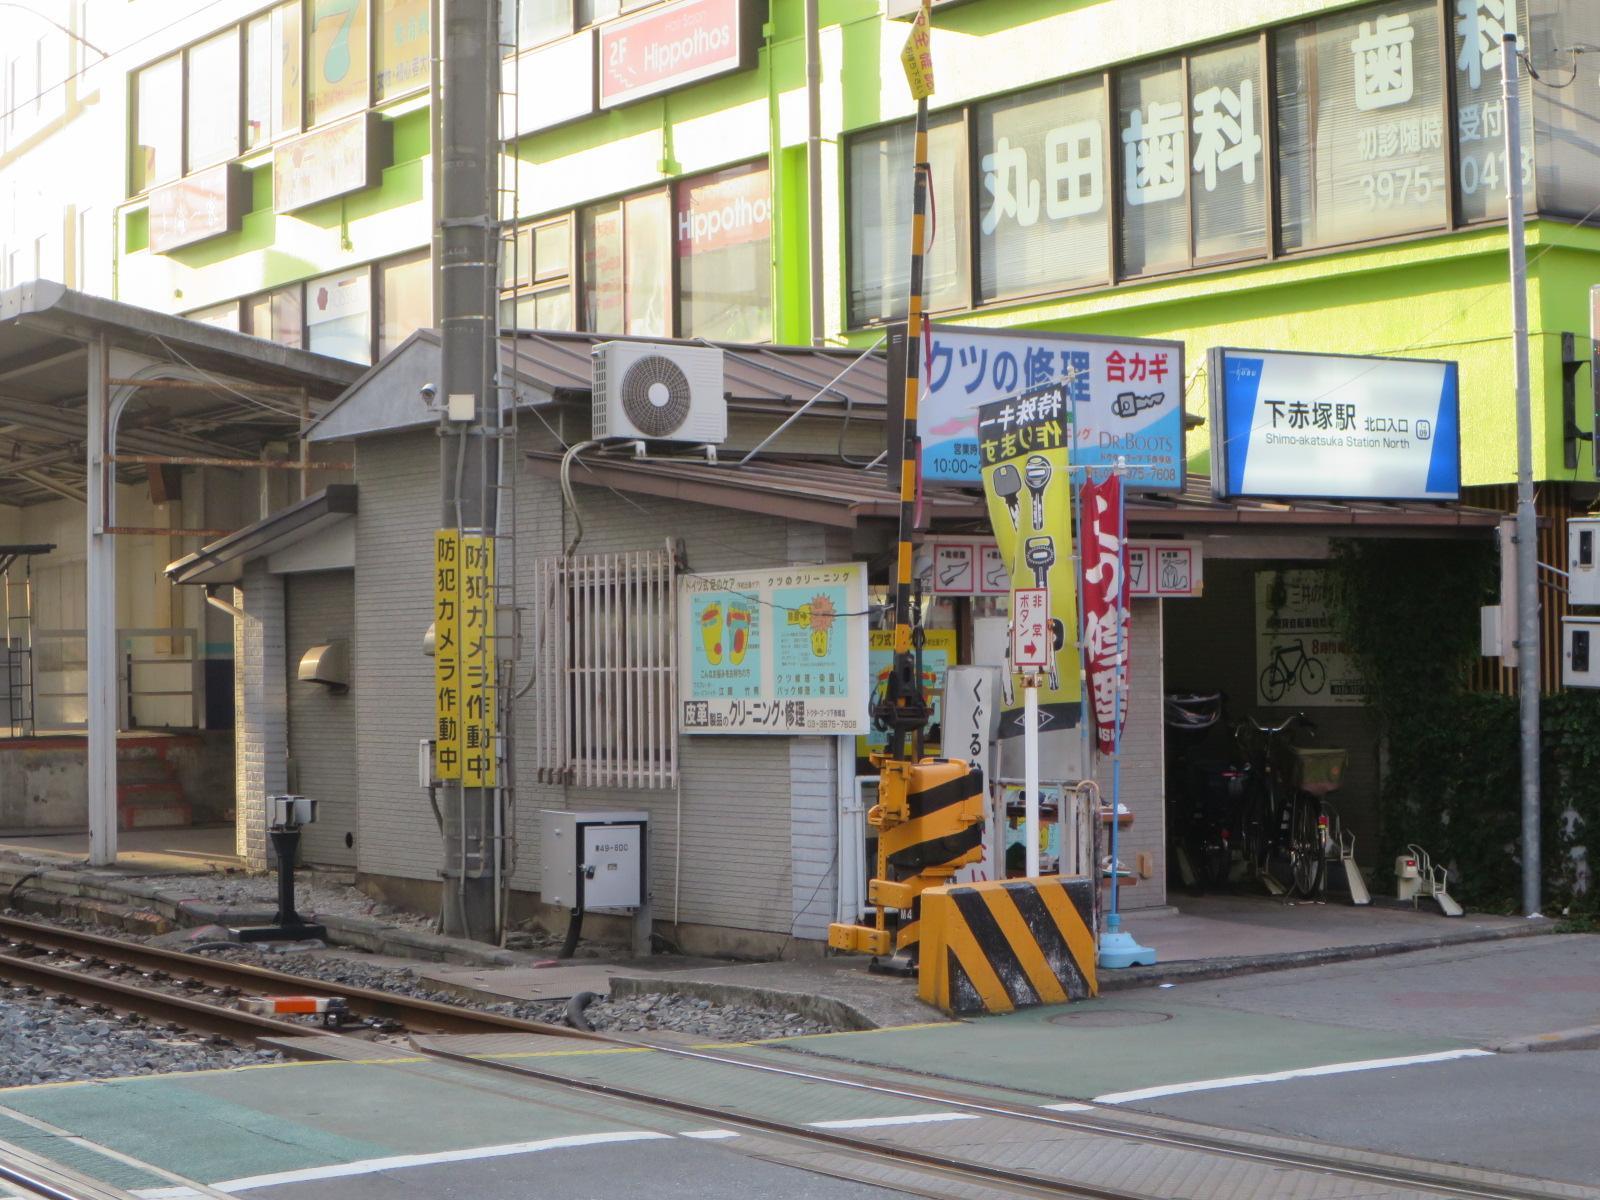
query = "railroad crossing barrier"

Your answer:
(917, 876), (1098, 1016)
